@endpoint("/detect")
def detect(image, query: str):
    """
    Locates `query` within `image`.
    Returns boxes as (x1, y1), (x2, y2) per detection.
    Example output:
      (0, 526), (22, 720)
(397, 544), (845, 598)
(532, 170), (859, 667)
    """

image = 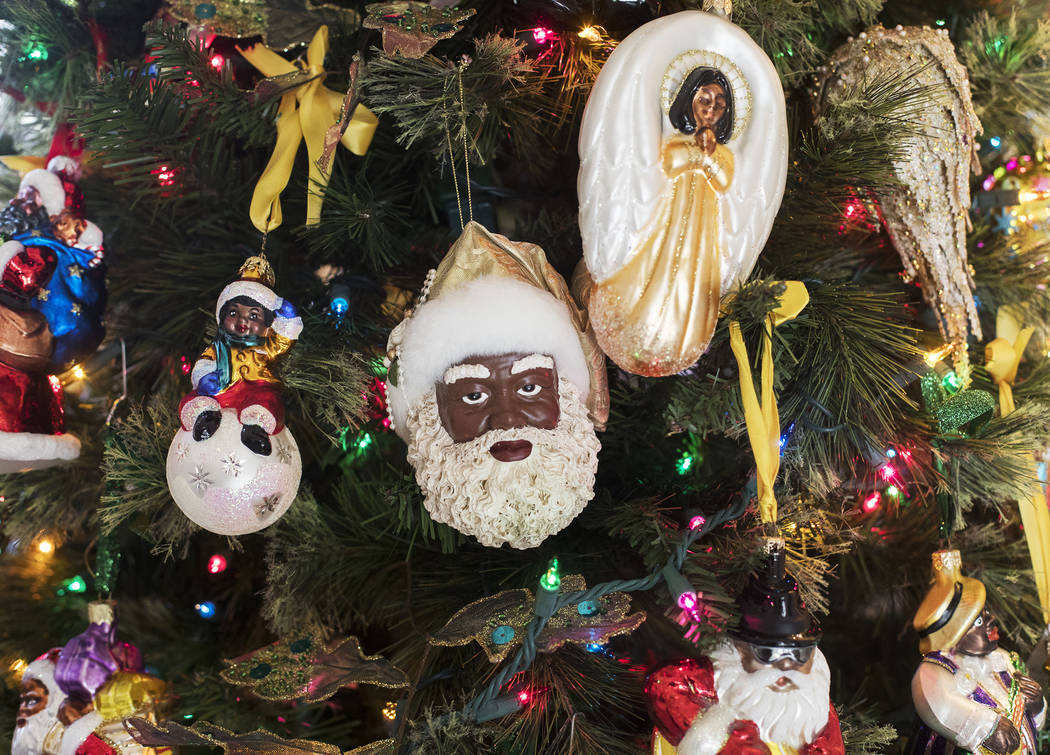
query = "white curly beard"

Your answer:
(680, 641), (831, 753)
(405, 378), (600, 549)
(11, 710), (60, 755)
(713, 641), (830, 748)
